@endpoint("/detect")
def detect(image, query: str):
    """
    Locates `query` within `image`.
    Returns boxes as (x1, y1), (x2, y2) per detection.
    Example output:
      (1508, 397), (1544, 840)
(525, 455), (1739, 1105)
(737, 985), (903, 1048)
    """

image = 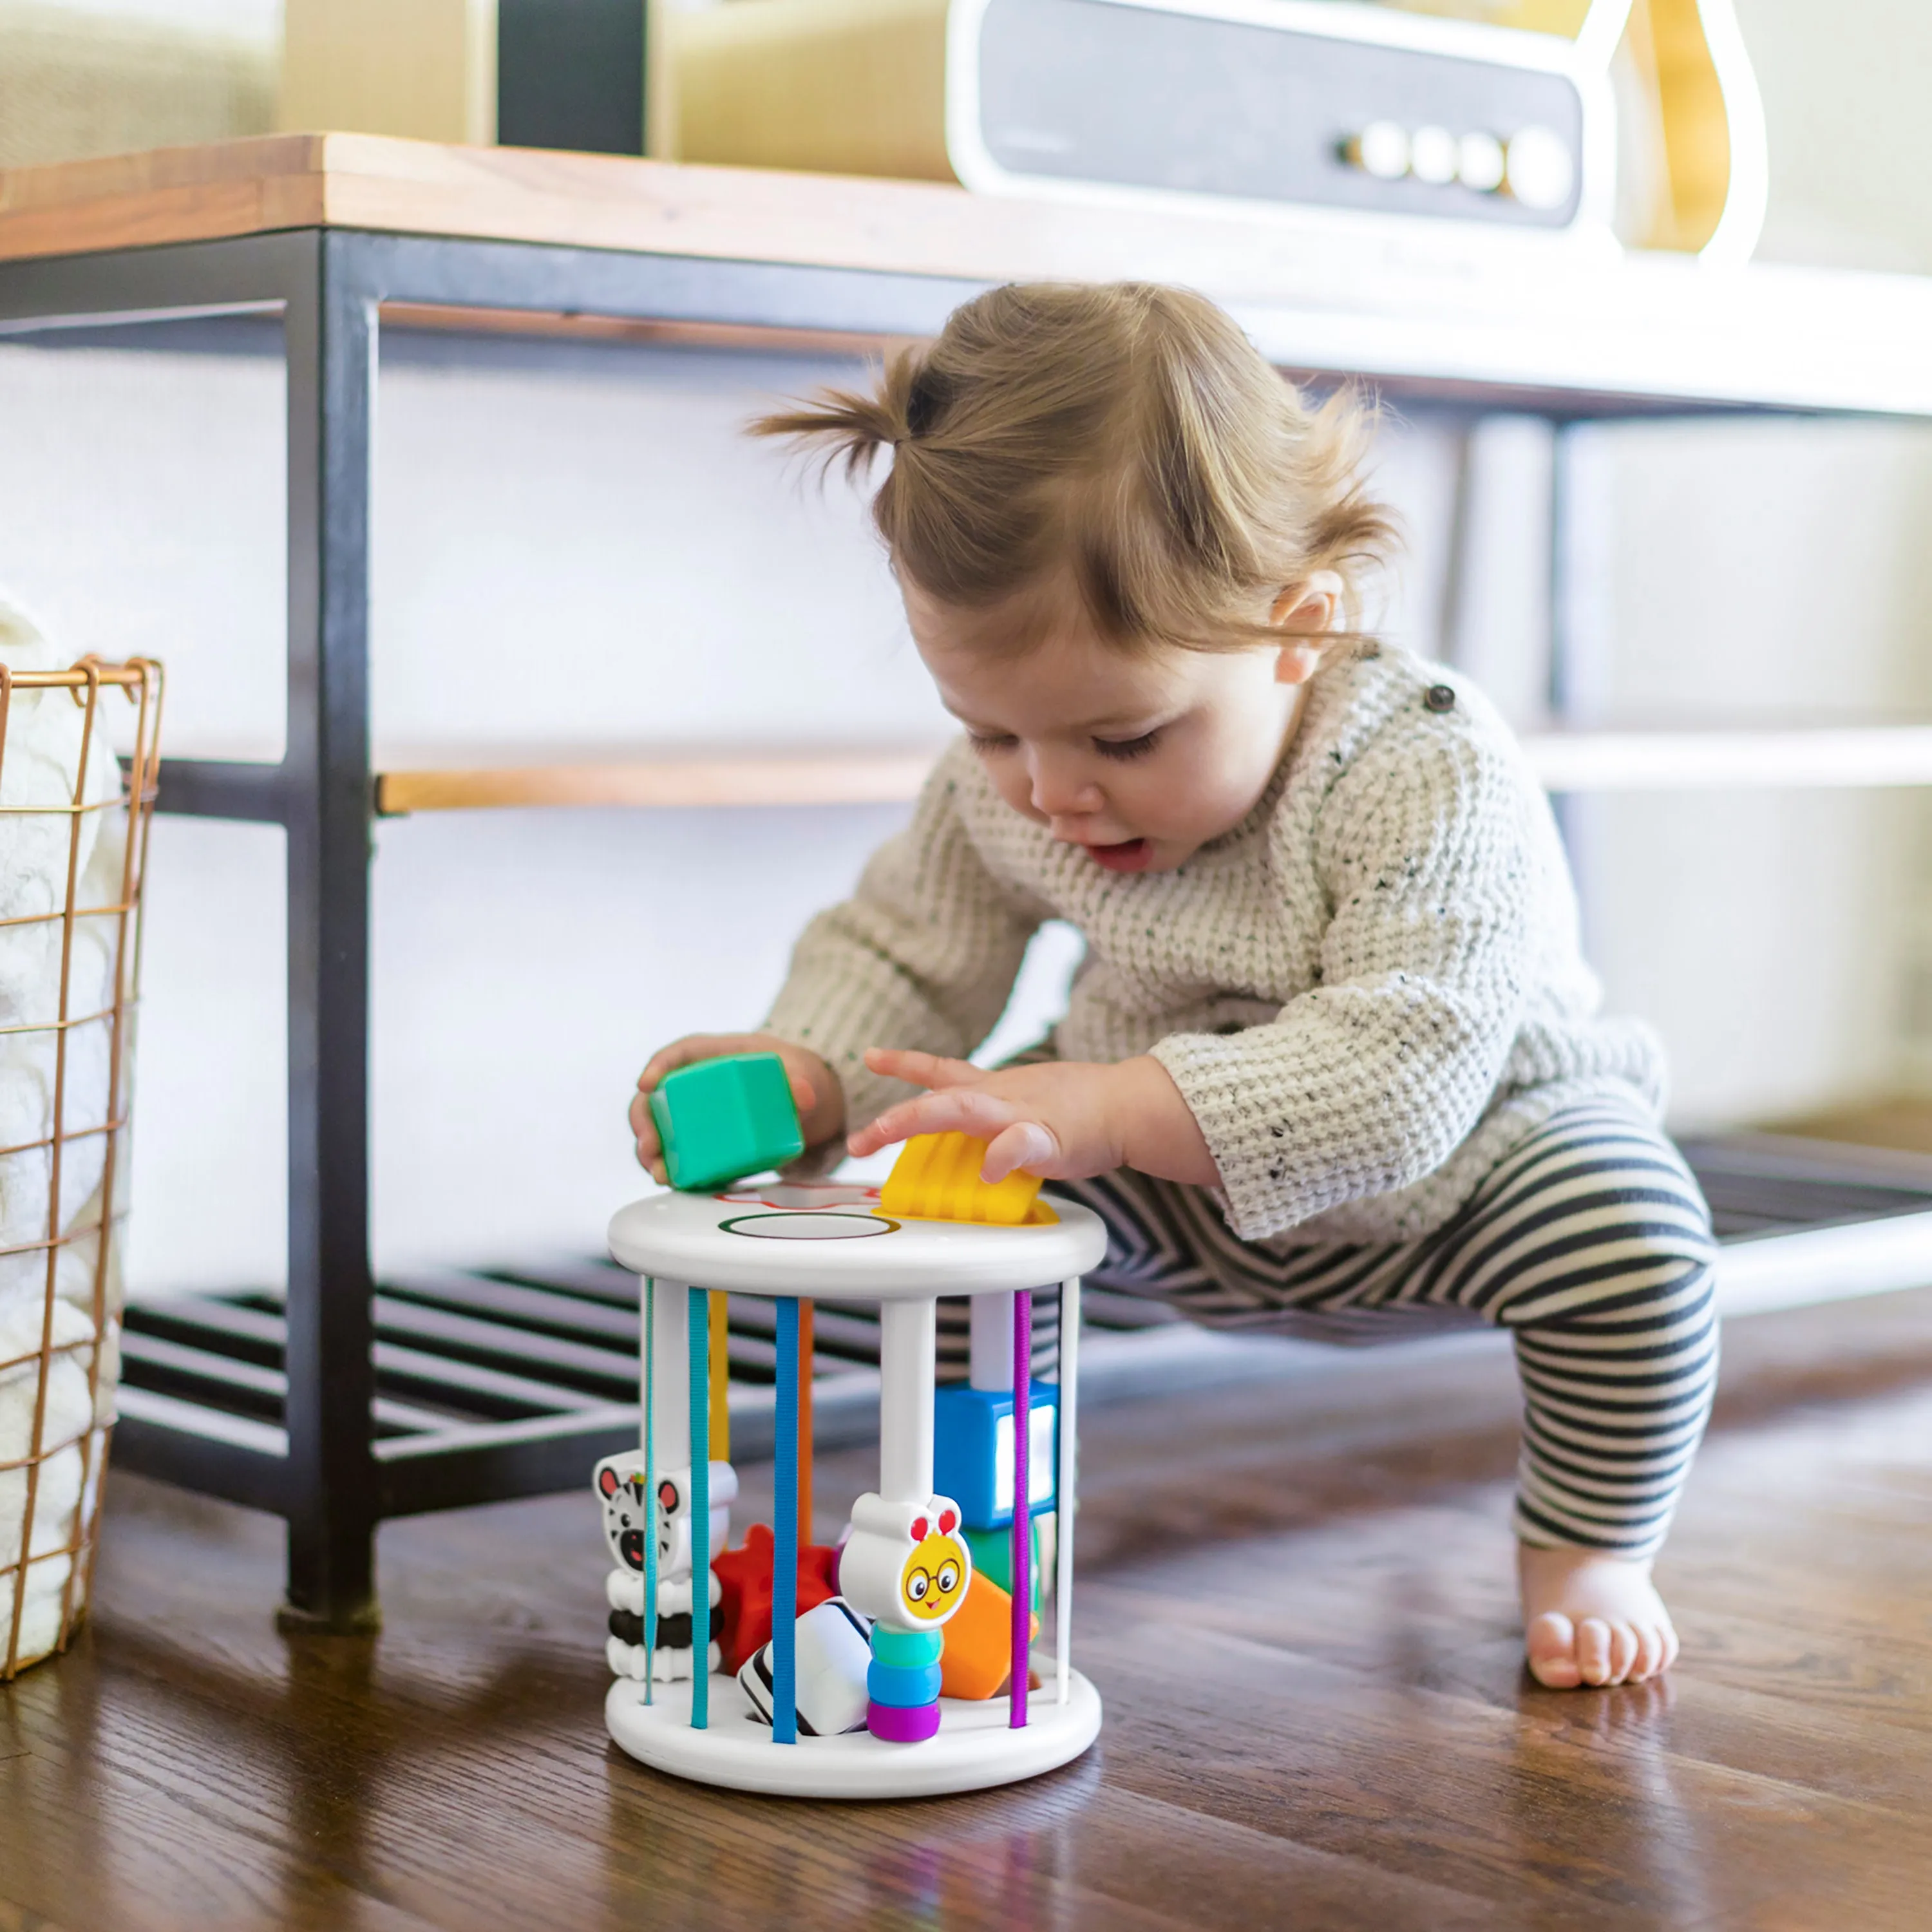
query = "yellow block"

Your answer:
(879, 1133), (1048, 1226)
